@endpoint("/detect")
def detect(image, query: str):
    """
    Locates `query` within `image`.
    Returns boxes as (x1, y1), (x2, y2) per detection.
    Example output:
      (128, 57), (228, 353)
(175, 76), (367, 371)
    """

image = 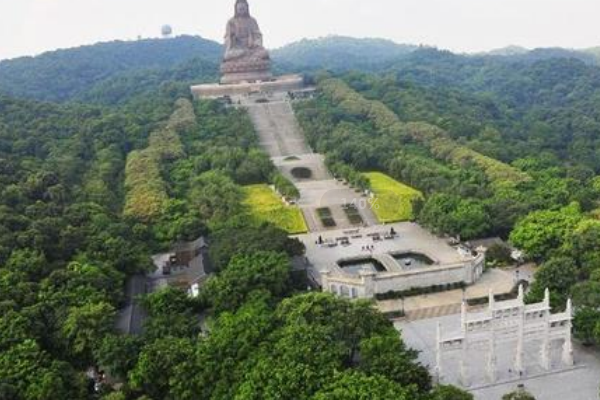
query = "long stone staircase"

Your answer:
(244, 98), (311, 158)
(239, 93), (378, 232)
